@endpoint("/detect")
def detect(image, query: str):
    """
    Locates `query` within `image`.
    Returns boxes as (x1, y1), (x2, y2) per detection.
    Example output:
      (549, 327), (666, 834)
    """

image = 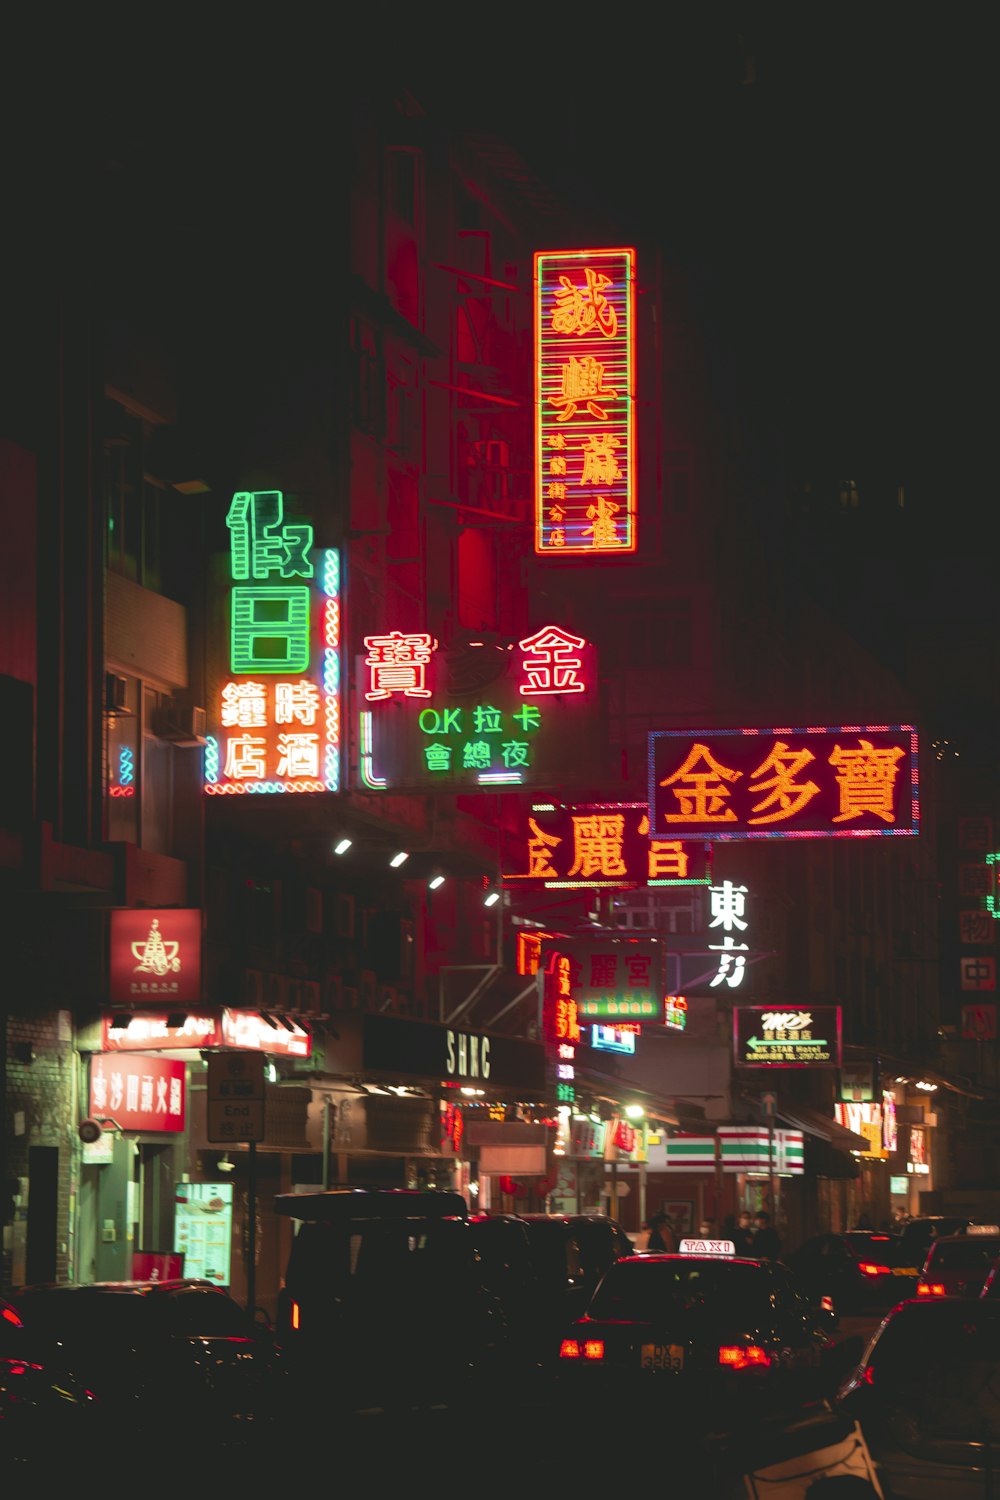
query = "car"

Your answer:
(554, 1237), (843, 1434)
(835, 1294), (1000, 1496)
(893, 1214), (978, 1265)
(783, 1230), (921, 1314)
(512, 1211), (635, 1361)
(1, 1295), (100, 1468)
(12, 1279), (282, 1455)
(273, 1187), (510, 1419)
(916, 1225), (1000, 1298)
